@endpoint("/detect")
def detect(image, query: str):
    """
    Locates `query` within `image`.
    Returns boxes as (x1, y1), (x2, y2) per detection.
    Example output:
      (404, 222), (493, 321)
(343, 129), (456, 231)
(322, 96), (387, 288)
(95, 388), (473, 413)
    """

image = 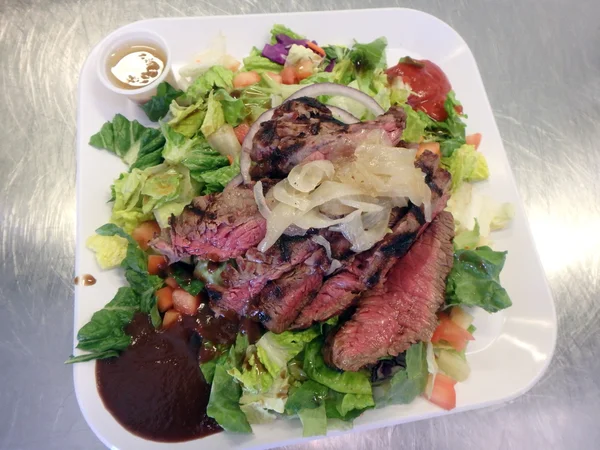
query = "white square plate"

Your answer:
(74, 8), (557, 450)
